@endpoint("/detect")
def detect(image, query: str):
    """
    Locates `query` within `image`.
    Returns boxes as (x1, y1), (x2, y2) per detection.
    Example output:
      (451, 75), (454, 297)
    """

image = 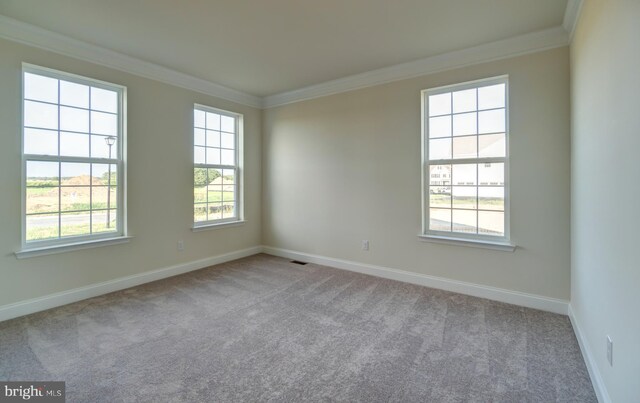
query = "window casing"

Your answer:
(422, 76), (509, 243)
(21, 64), (126, 250)
(193, 105), (242, 227)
